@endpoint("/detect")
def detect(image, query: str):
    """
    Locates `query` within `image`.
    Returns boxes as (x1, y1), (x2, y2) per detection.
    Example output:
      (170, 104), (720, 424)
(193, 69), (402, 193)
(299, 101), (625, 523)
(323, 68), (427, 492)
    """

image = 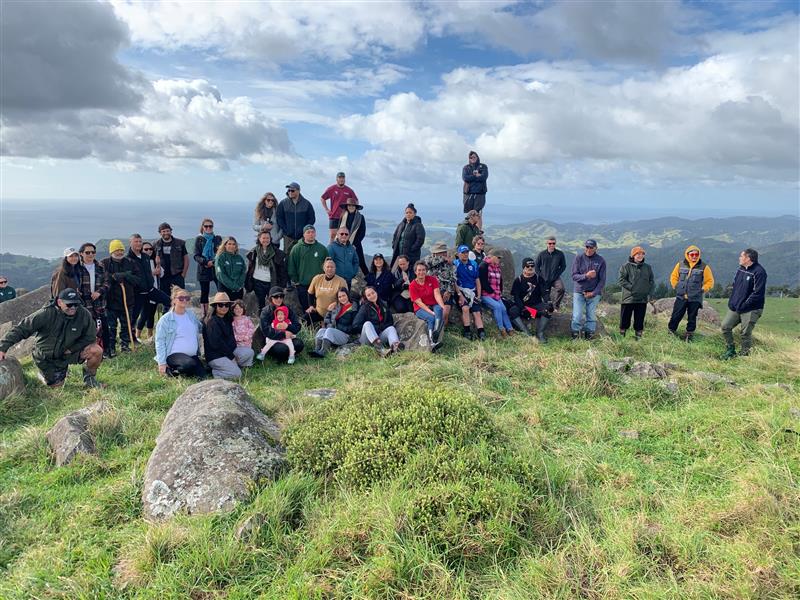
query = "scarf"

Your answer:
(201, 233), (215, 261)
(256, 242), (275, 267)
(336, 302), (353, 320)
